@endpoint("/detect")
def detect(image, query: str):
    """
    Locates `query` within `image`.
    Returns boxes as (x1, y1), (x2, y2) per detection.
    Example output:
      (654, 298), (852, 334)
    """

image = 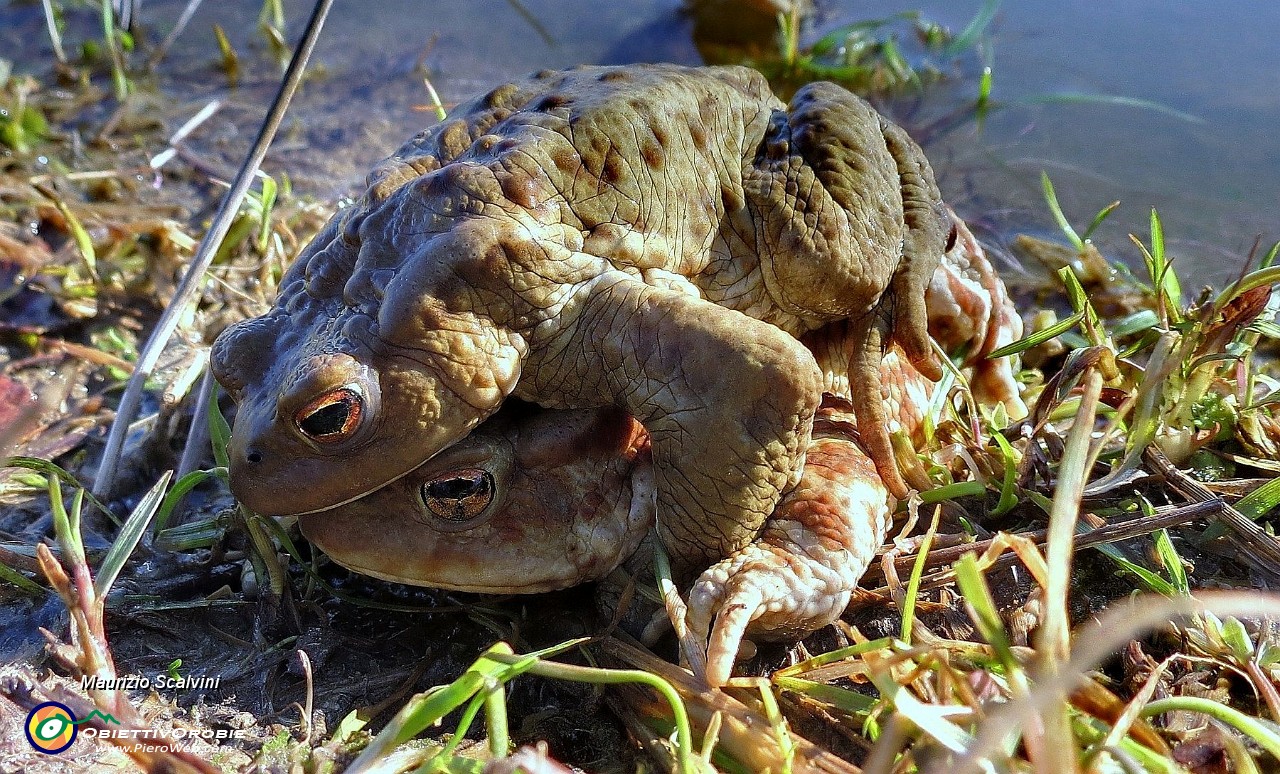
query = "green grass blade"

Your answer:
(944, 0), (1000, 56)
(1041, 172), (1083, 251)
(1235, 477), (1280, 521)
(350, 643), (514, 768)
(954, 554), (1019, 676)
(989, 431), (1020, 515)
(1151, 529), (1189, 595)
(5, 457), (120, 525)
(902, 507), (939, 641)
(0, 559), (45, 594)
(483, 676), (509, 758)
(152, 469), (217, 534)
(1092, 542), (1178, 596)
(772, 676), (877, 714)
(94, 470), (171, 599)
(206, 377), (232, 470)
(1110, 309), (1160, 338)
(1020, 92), (1204, 124)
(988, 309), (1085, 359)
(1058, 265), (1089, 311)
(1080, 200), (1121, 242)
(917, 480), (985, 504)
(774, 637), (896, 676)
(977, 65), (993, 111)
(1262, 241), (1280, 269)
(1148, 209), (1183, 311)
(485, 650), (696, 774)
(1142, 696), (1280, 761)
(254, 171), (278, 253)
(1216, 265), (1280, 310)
